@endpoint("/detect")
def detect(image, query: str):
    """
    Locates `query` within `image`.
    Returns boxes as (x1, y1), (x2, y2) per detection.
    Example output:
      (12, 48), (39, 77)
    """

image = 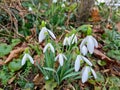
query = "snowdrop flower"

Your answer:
(55, 53), (67, 66)
(52, 0), (57, 3)
(63, 37), (70, 46)
(81, 45), (88, 56)
(63, 0), (66, 2)
(97, 0), (105, 3)
(39, 27), (56, 43)
(61, 3), (65, 7)
(21, 53), (34, 66)
(80, 35), (98, 55)
(82, 66), (97, 83)
(28, 7), (32, 11)
(63, 34), (77, 46)
(43, 43), (55, 53)
(96, 0), (111, 5)
(69, 34), (77, 44)
(74, 55), (92, 72)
